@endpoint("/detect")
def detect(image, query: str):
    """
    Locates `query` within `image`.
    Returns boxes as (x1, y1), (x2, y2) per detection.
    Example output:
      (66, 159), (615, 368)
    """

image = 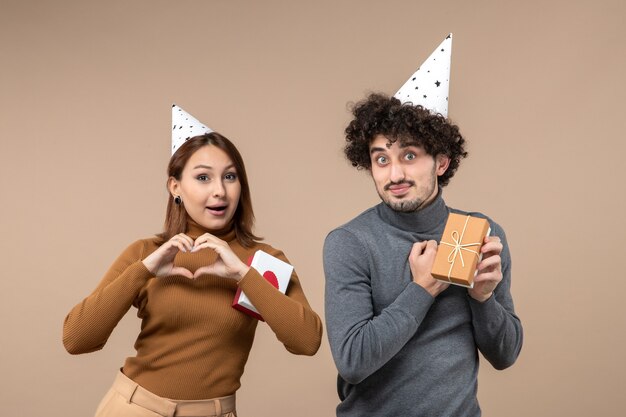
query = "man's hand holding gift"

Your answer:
(468, 236), (503, 303)
(409, 240), (450, 297)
